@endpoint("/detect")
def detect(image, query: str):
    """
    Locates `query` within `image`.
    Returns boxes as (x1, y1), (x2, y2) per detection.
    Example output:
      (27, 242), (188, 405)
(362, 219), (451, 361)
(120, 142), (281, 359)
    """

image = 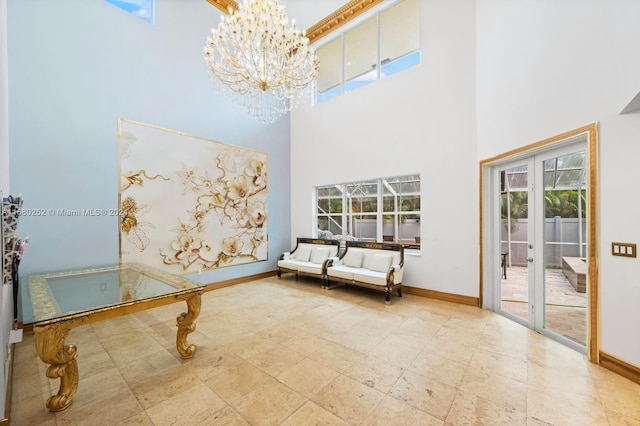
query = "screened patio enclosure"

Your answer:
(501, 151), (587, 267)
(316, 175), (420, 248)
